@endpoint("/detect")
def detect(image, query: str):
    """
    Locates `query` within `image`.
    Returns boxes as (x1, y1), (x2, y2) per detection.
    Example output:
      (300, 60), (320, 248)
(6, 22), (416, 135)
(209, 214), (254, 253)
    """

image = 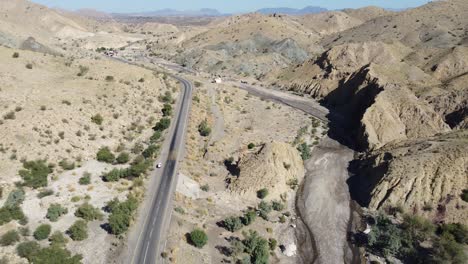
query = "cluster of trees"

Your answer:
(102, 156), (153, 182)
(359, 214), (467, 263)
(19, 160), (53, 189)
(230, 230), (271, 264)
(222, 210), (257, 233)
(17, 241), (82, 264)
(107, 196), (139, 235)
